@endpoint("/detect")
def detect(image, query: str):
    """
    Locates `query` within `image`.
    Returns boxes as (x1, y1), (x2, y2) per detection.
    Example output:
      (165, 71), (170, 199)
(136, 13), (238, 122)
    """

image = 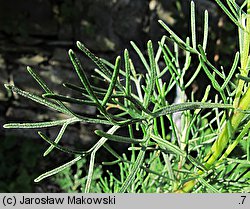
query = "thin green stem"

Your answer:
(234, 0), (250, 108)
